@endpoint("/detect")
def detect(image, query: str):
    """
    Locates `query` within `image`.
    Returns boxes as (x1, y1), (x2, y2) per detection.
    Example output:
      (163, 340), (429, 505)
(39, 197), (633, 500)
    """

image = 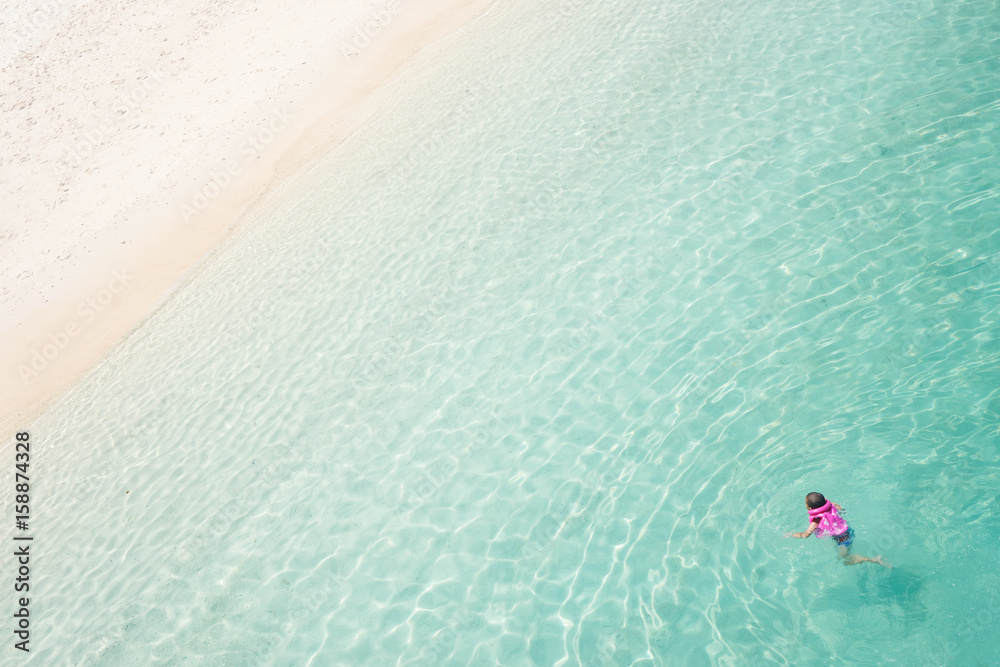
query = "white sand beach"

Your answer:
(1, 0), (496, 438)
